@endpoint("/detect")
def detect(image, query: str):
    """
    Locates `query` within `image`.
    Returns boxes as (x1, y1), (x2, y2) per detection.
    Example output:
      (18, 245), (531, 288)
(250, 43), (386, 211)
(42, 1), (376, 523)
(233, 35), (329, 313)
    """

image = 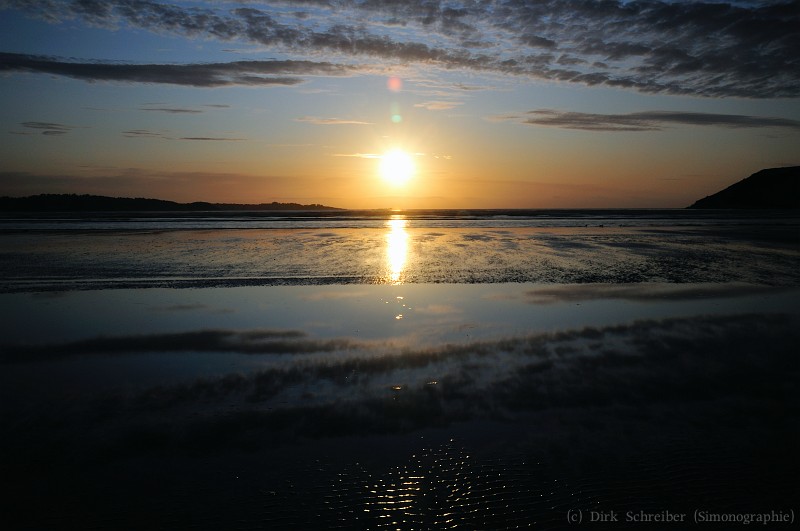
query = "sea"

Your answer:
(1, 208), (798, 529)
